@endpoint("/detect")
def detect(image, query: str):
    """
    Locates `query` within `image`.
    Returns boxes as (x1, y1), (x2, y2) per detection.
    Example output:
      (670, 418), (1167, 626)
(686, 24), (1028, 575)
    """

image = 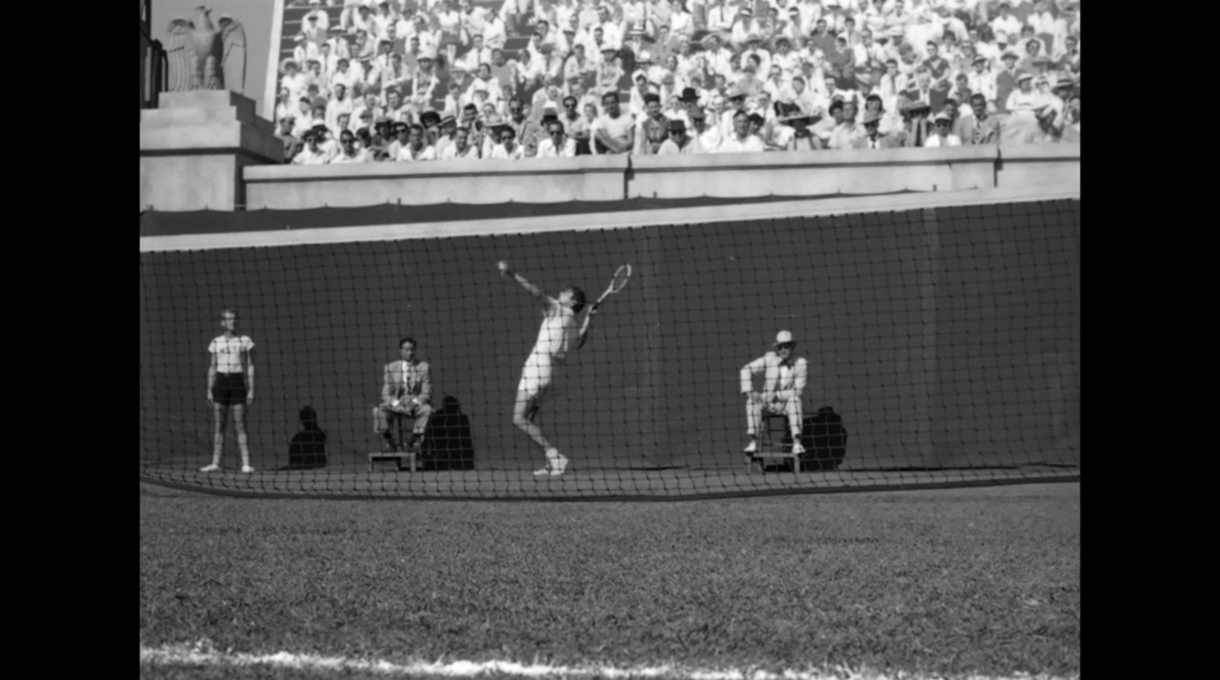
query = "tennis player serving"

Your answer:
(499, 260), (601, 477)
